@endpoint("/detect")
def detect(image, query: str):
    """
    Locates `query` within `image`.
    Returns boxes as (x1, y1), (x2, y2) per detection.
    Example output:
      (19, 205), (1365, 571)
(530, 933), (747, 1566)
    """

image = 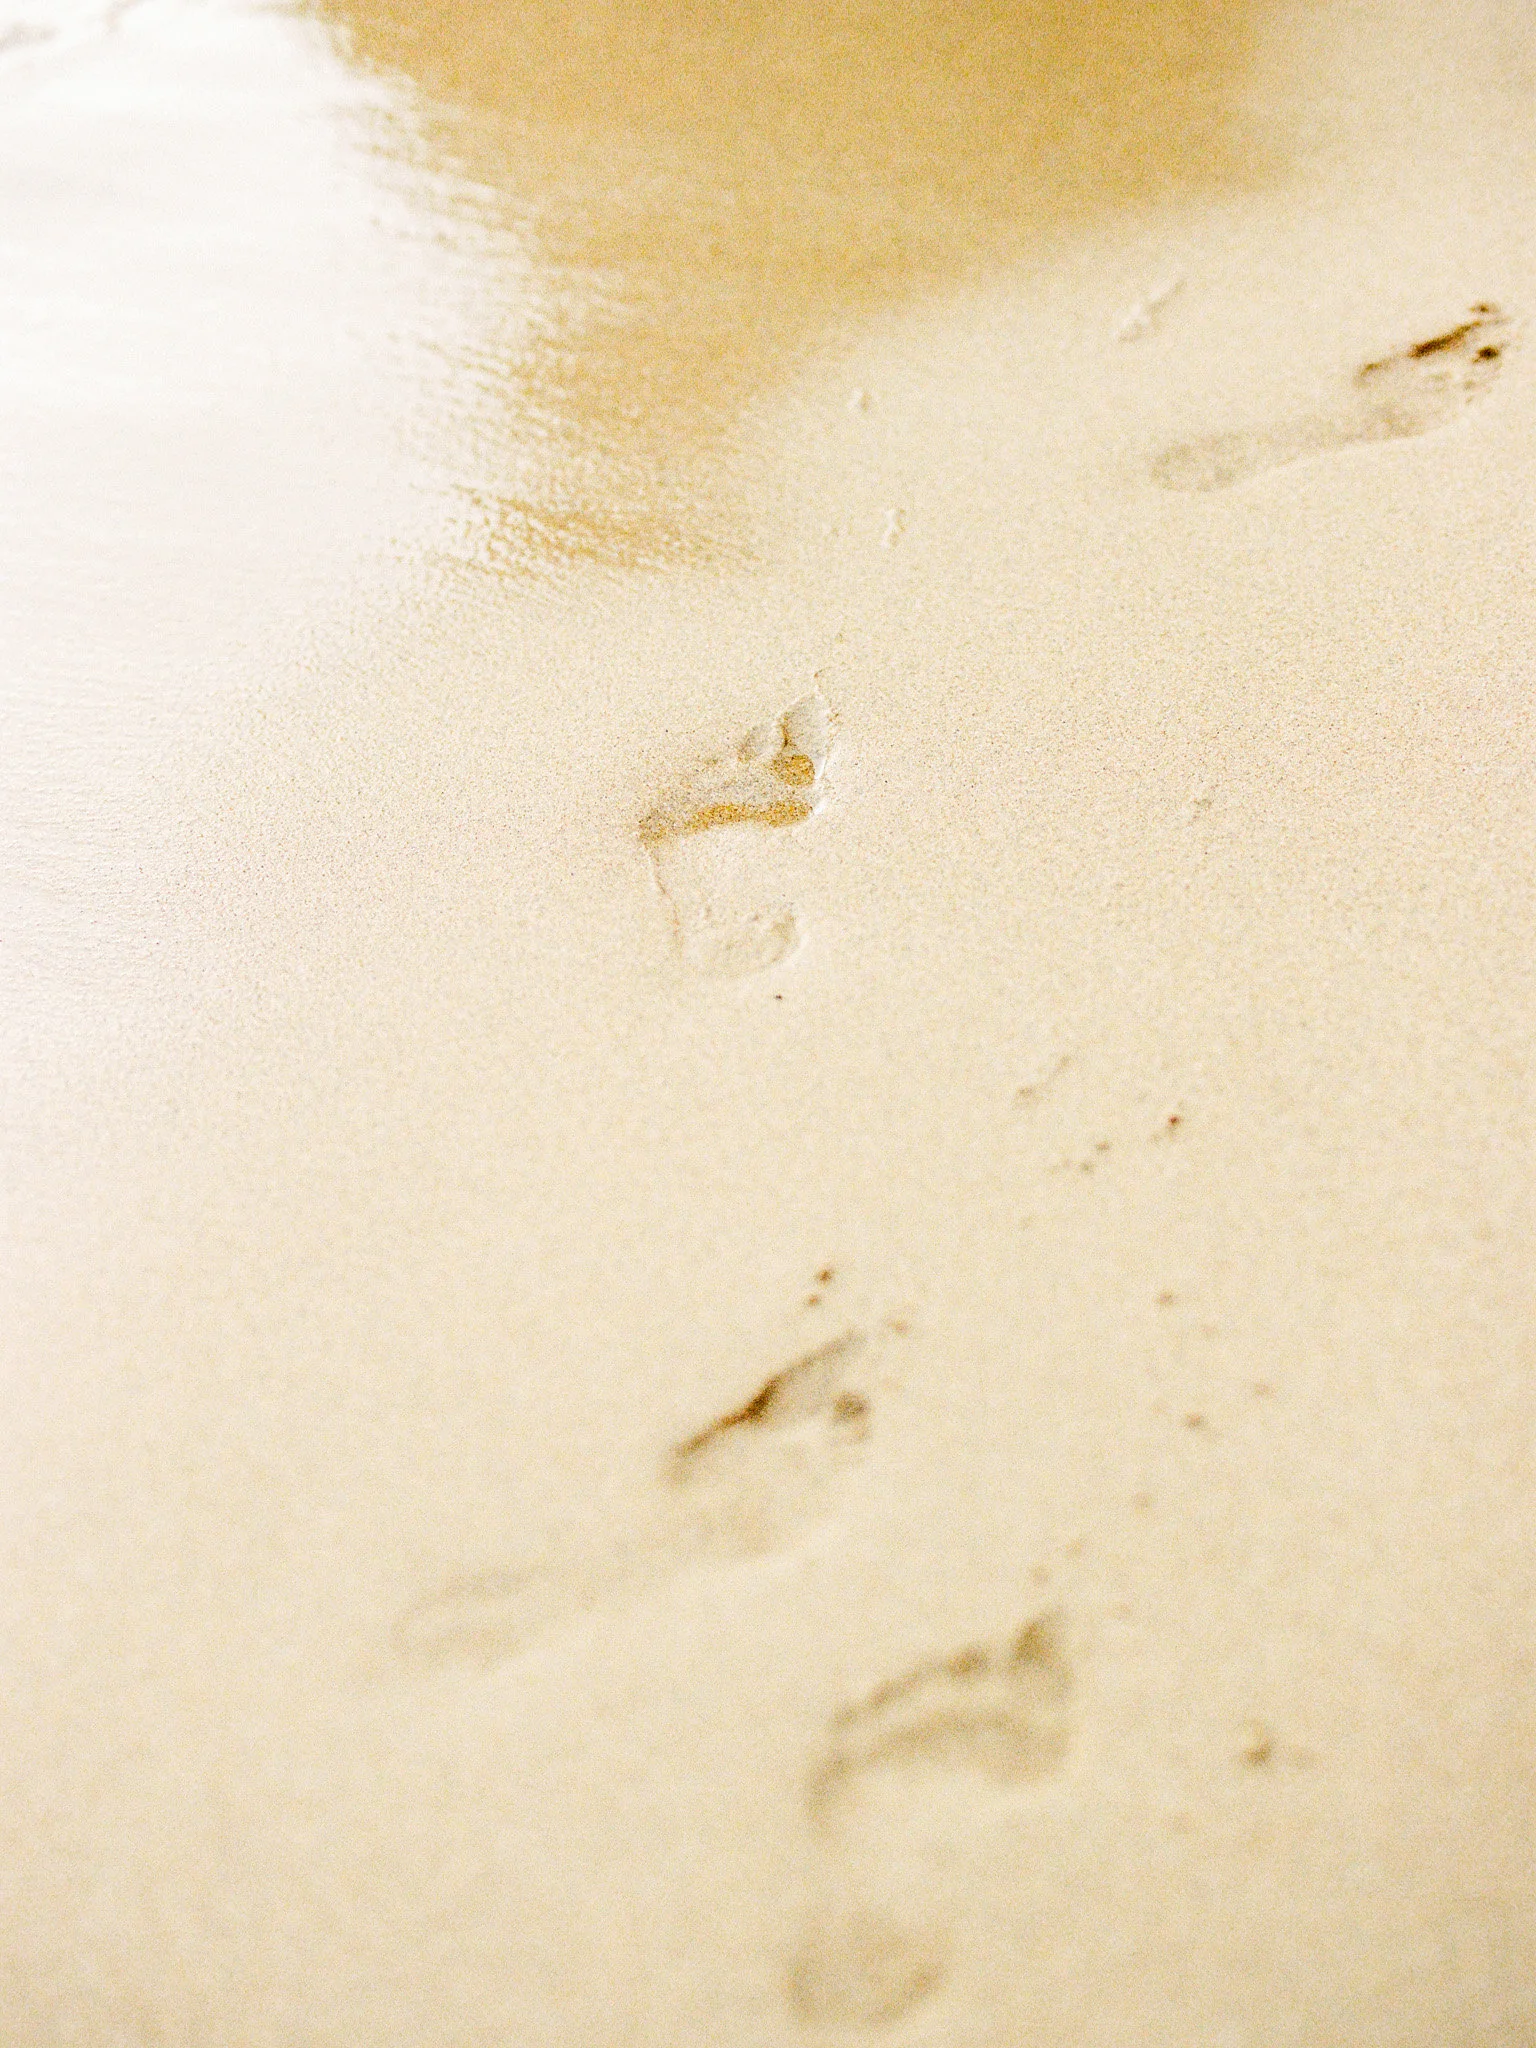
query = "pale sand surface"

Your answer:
(2, 1), (1535, 2042)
